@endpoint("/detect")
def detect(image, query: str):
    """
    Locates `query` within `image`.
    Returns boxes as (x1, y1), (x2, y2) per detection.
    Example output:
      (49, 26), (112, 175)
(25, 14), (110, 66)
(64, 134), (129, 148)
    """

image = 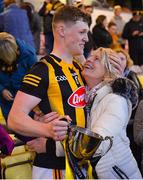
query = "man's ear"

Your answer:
(57, 23), (66, 37)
